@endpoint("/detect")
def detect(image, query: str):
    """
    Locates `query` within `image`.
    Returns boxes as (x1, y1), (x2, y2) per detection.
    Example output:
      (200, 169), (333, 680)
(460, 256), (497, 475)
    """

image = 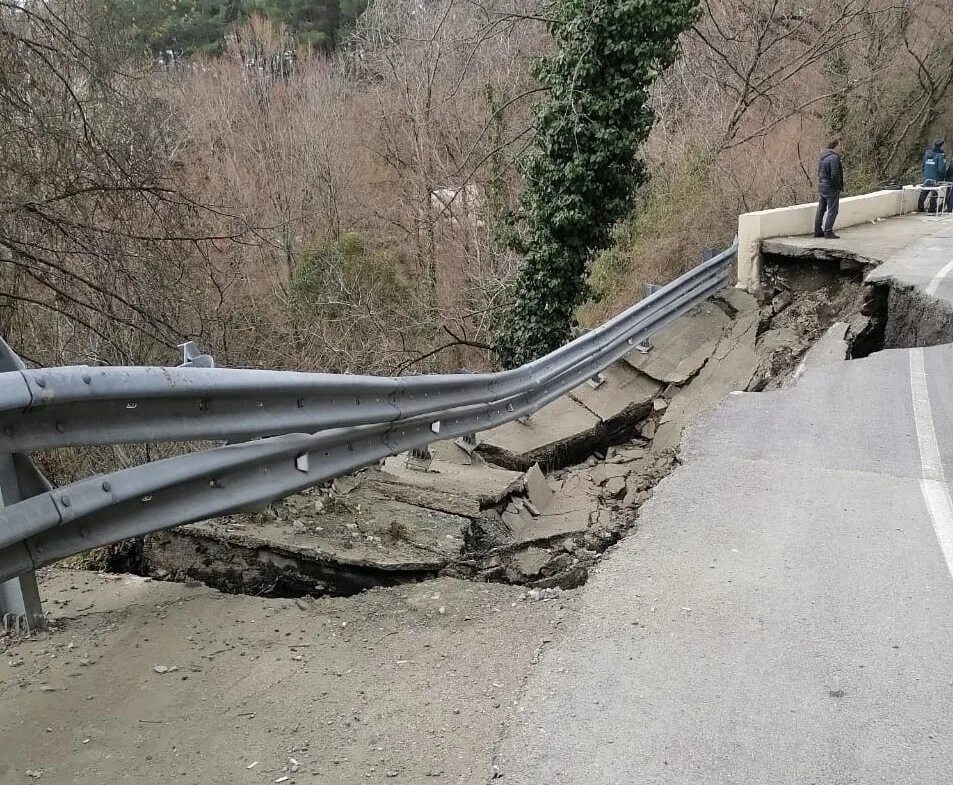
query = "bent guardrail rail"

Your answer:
(0, 241), (737, 620)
